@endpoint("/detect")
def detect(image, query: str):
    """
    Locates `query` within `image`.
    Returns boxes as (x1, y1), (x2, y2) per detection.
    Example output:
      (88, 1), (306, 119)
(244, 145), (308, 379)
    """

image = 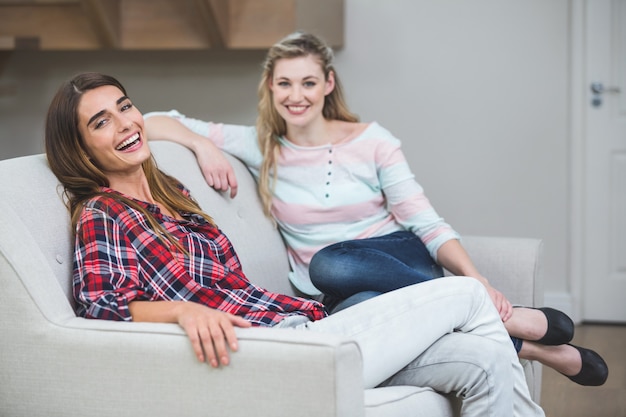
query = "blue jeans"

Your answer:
(309, 231), (523, 352)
